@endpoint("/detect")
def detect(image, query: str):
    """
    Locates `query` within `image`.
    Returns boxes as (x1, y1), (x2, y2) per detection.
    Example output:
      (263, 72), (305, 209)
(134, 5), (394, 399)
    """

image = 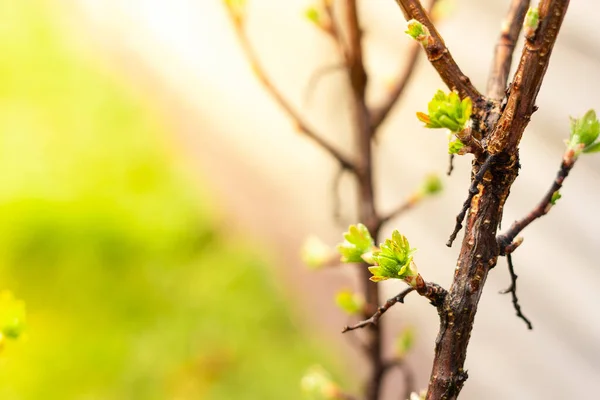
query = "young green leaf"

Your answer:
(567, 109), (600, 155)
(550, 191), (562, 205)
(420, 174), (443, 197)
(335, 290), (365, 315)
(304, 7), (321, 25)
(0, 291), (26, 340)
(301, 236), (332, 270)
(405, 19), (431, 46)
(417, 90), (472, 134)
(337, 224), (374, 263)
(369, 231), (418, 283)
(395, 326), (416, 359)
